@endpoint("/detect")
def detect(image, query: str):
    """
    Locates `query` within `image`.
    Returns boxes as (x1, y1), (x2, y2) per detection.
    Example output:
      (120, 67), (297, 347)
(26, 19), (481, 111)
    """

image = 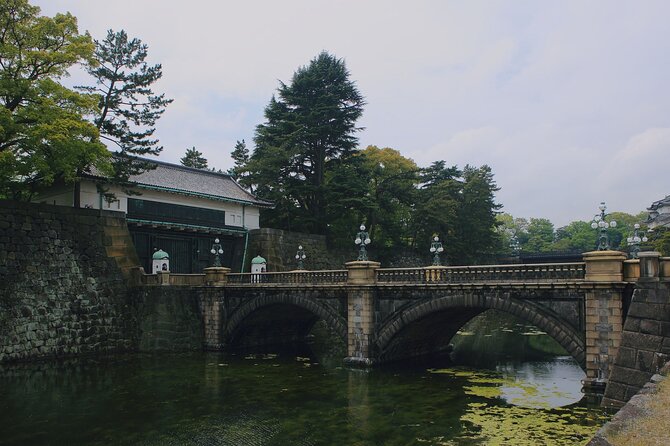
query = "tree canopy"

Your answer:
(78, 29), (172, 183)
(247, 51), (365, 233)
(0, 0), (110, 200)
(228, 139), (249, 182)
(180, 146), (208, 169)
